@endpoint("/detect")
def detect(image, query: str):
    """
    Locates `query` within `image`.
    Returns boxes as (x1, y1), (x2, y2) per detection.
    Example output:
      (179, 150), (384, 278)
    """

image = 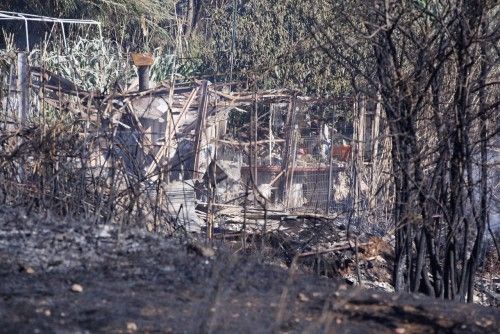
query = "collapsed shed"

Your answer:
(2, 47), (385, 235)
